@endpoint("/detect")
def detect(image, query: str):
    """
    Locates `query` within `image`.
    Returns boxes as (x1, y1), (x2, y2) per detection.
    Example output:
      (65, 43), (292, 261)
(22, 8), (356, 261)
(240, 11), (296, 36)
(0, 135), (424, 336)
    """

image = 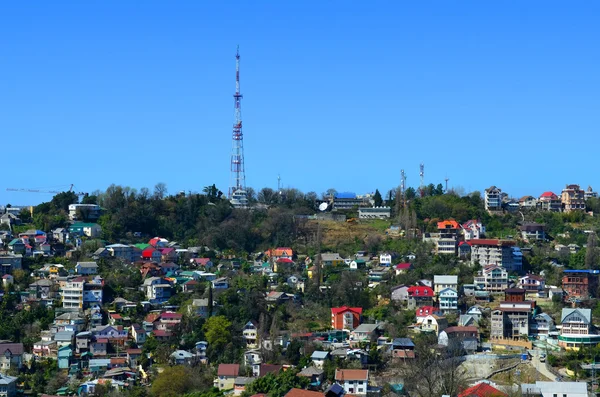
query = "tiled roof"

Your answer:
(284, 389), (324, 397)
(458, 382), (507, 397)
(335, 369), (368, 381)
(218, 364), (240, 377)
(331, 306), (363, 315)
